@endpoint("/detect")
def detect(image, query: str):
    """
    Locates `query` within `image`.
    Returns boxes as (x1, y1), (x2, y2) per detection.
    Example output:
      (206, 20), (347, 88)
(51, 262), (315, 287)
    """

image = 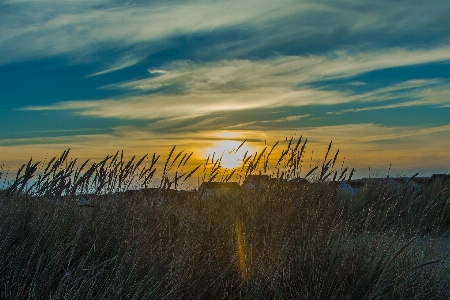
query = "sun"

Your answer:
(204, 140), (252, 169)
